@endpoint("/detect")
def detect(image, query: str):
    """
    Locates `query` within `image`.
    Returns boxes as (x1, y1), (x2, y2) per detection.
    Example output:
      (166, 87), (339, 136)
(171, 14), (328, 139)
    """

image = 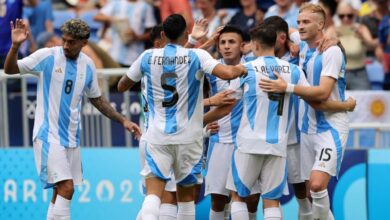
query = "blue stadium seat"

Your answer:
(366, 58), (384, 90)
